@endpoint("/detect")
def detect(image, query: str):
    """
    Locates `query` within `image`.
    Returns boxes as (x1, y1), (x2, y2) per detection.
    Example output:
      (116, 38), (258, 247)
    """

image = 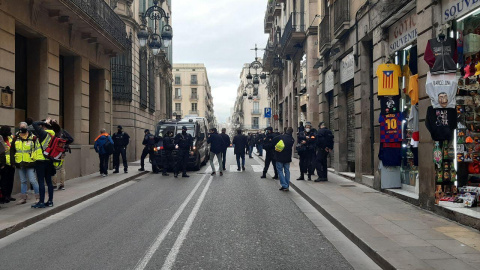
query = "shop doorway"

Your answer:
(345, 81), (355, 172)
